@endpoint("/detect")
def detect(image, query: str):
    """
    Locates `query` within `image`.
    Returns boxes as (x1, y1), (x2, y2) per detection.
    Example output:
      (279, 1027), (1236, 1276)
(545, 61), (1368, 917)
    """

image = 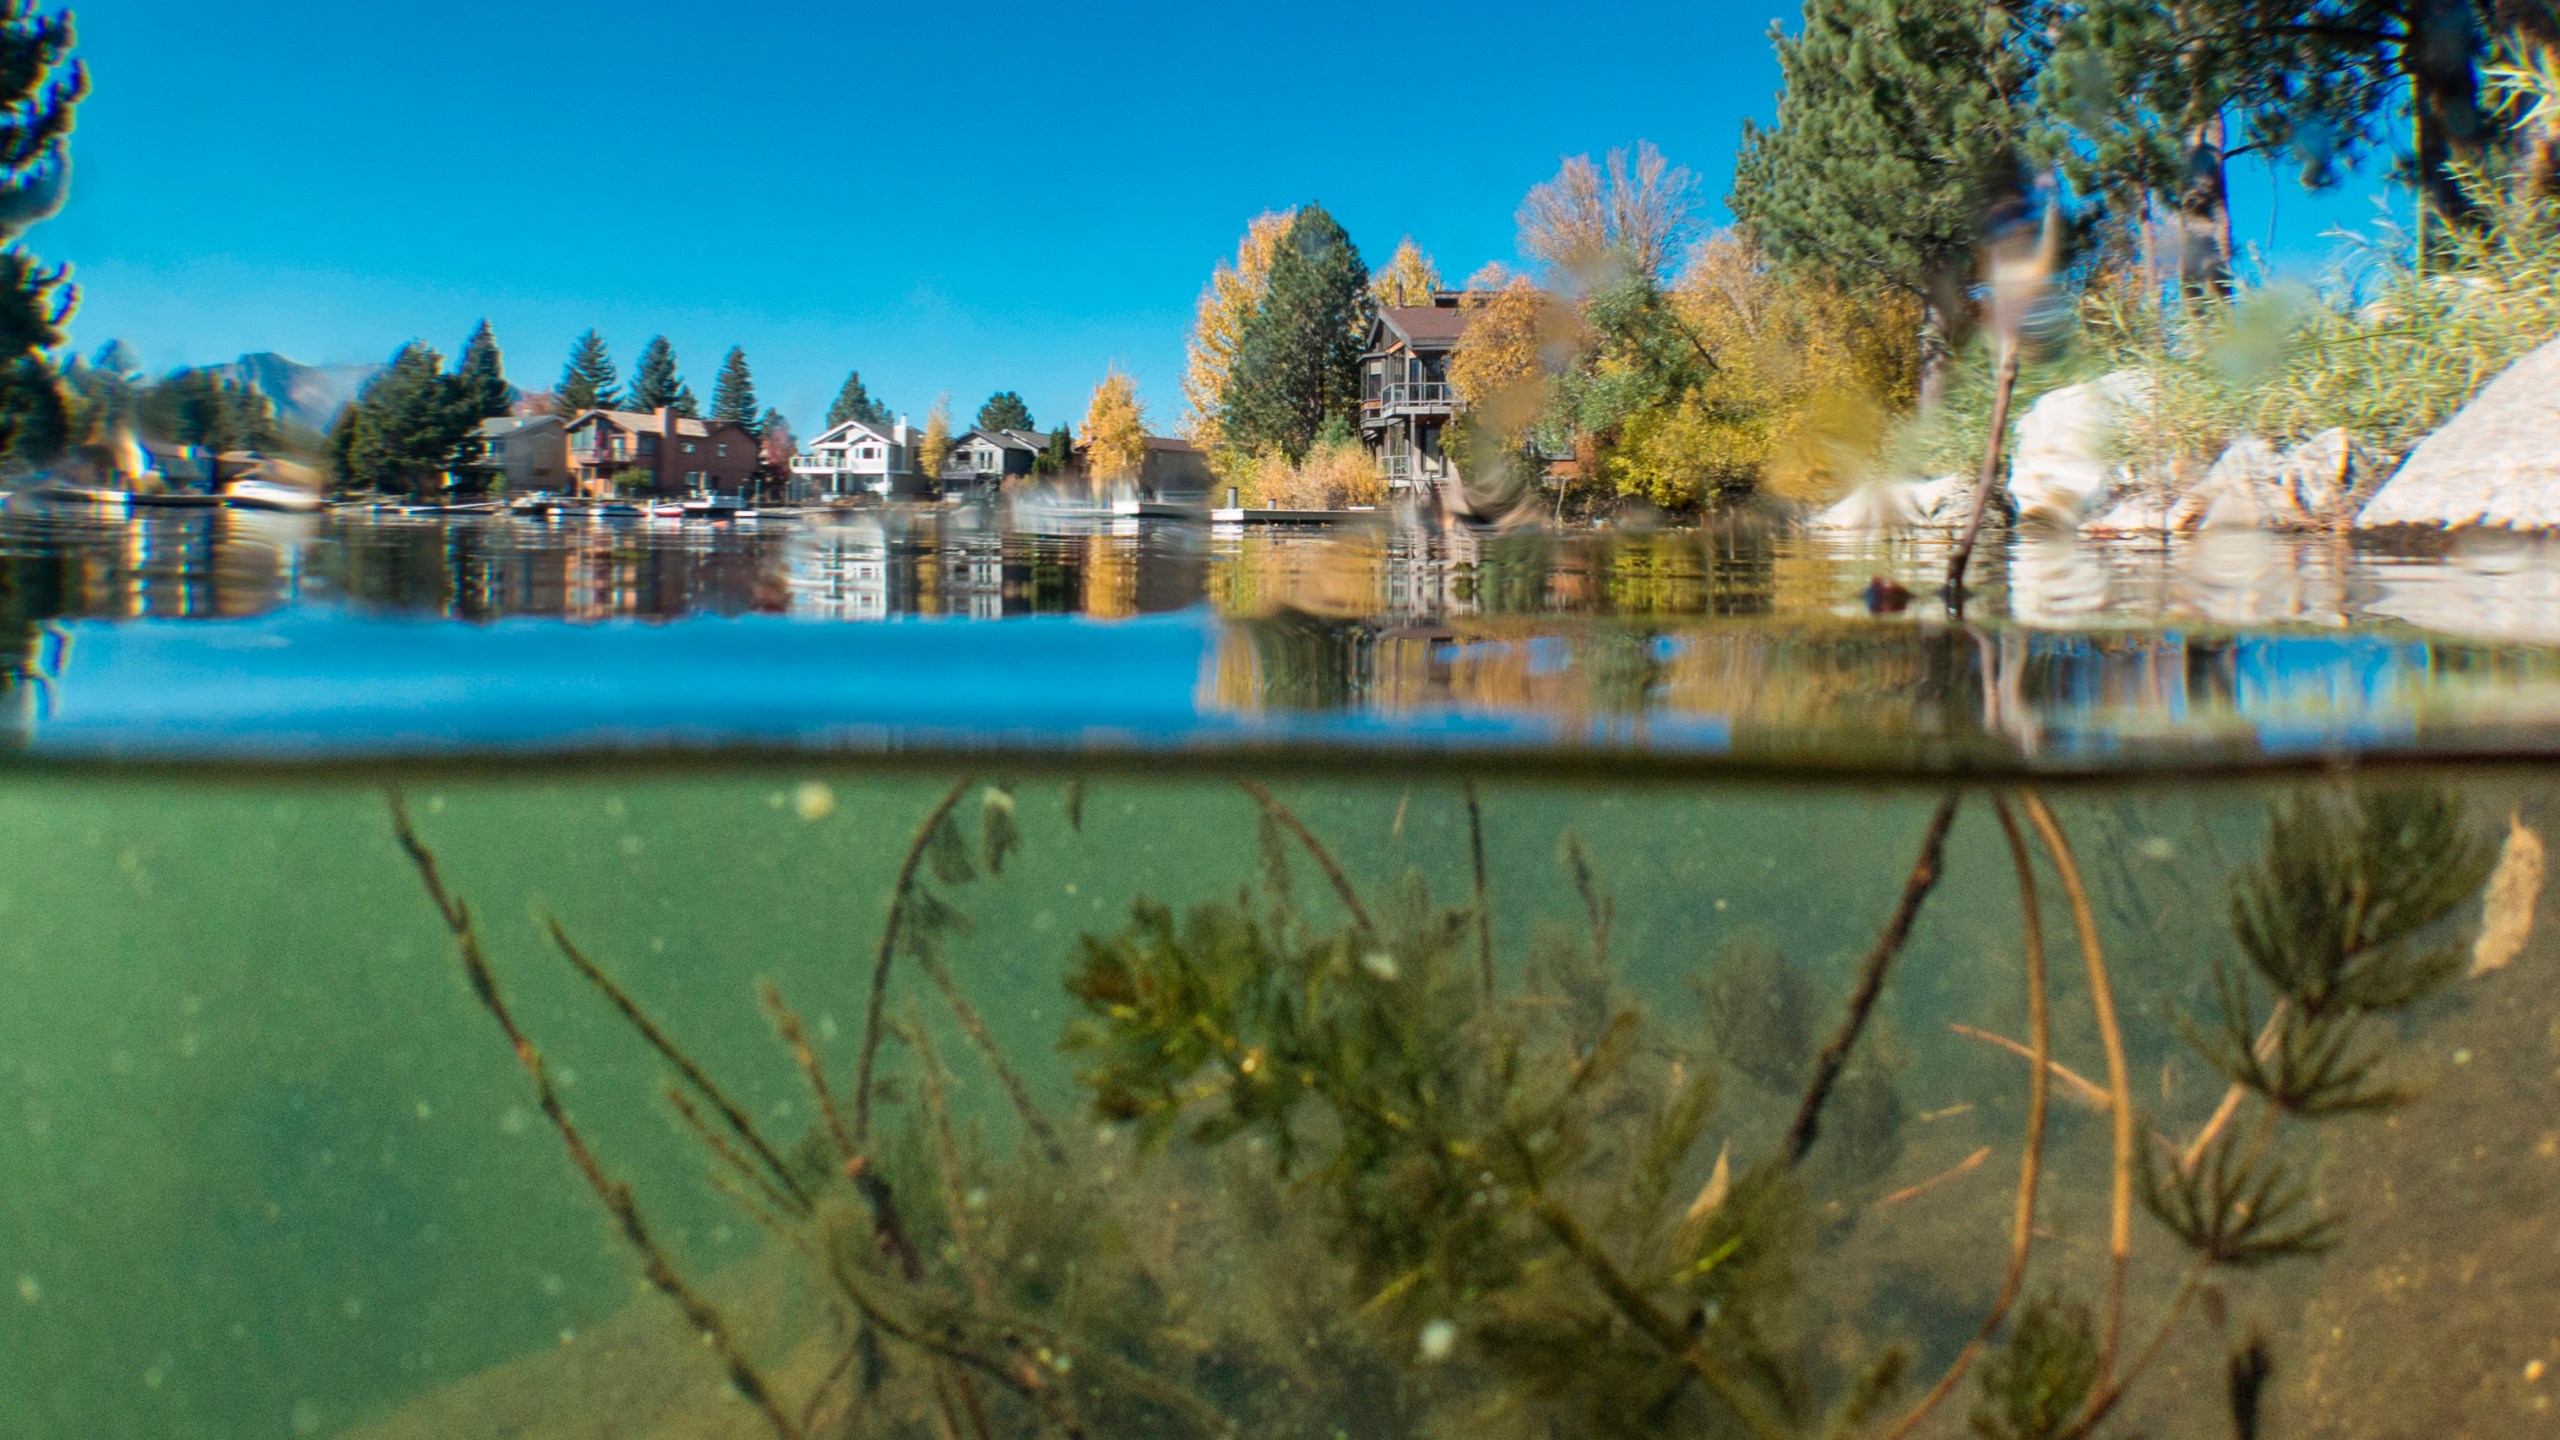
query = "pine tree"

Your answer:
(709, 347), (759, 432)
(826, 369), (892, 430)
(0, 0), (84, 466)
(1034, 420), (1074, 474)
(556, 330), (618, 415)
(337, 342), (479, 497)
(625, 335), (694, 414)
(1730, 0), (2044, 404)
(456, 320), (513, 420)
(1221, 204), (1374, 462)
(976, 390), (1034, 432)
